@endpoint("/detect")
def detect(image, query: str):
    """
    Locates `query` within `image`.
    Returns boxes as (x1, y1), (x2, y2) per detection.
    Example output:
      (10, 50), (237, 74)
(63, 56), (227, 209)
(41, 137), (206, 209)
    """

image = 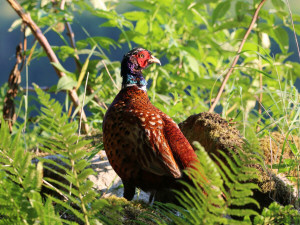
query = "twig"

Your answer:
(59, 1), (107, 110)
(208, 0), (267, 113)
(43, 179), (68, 201)
(6, 0), (89, 133)
(21, 86), (50, 92)
(59, 0), (81, 71)
(257, 23), (263, 132)
(78, 72), (90, 138)
(3, 43), (23, 132)
(102, 60), (120, 90)
(257, 66), (263, 131)
(87, 86), (108, 110)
